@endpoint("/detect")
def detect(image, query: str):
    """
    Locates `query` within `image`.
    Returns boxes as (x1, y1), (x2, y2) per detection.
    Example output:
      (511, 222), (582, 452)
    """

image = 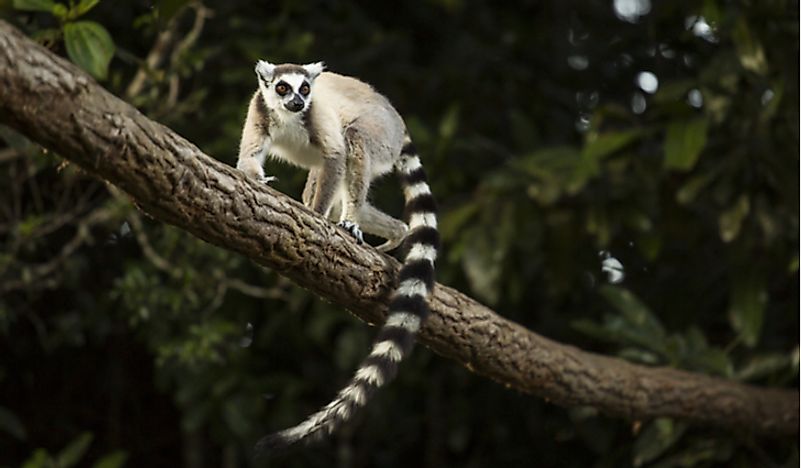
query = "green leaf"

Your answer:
(617, 347), (661, 365)
(0, 405), (26, 440)
(718, 194), (749, 243)
(12, 0), (56, 12)
(439, 202), (478, 240)
(636, 232), (661, 261)
(570, 129), (641, 192)
(599, 286), (668, 354)
(17, 215), (45, 238)
(56, 432), (93, 468)
(676, 171), (716, 205)
(157, 0), (192, 22)
(728, 269), (766, 348)
(462, 232), (503, 304)
(703, 91), (732, 124)
(732, 17), (767, 75)
(438, 104), (460, 141)
(63, 21), (116, 80)
(633, 418), (687, 466)
(571, 318), (622, 344)
(583, 129), (642, 161)
(701, 0), (722, 26)
(461, 207), (515, 305)
(735, 353), (792, 381)
(92, 451), (128, 468)
(600, 286), (665, 338)
(652, 79), (694, 104)
(31, 27), (64, 45)
(22, 449), (51, 468)
(51, 2), (67, 19)
(0, 125), (37, 153)
(405, 116), (432, 146)
(664, 118), (708, 171)
(513, 146), (581, 205)
(514, 146), (581, 178)
(684, 345), (732, 376)
(70, 0), (100, 19)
